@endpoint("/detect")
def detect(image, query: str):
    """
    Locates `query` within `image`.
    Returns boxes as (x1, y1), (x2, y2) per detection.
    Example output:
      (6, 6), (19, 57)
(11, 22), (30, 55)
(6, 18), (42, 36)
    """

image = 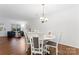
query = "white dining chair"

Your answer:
(30, 36), (44, 55)
(24, 31), (51, 55)
(44, 32), (61, 55)
(23, 29), (31, 52)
